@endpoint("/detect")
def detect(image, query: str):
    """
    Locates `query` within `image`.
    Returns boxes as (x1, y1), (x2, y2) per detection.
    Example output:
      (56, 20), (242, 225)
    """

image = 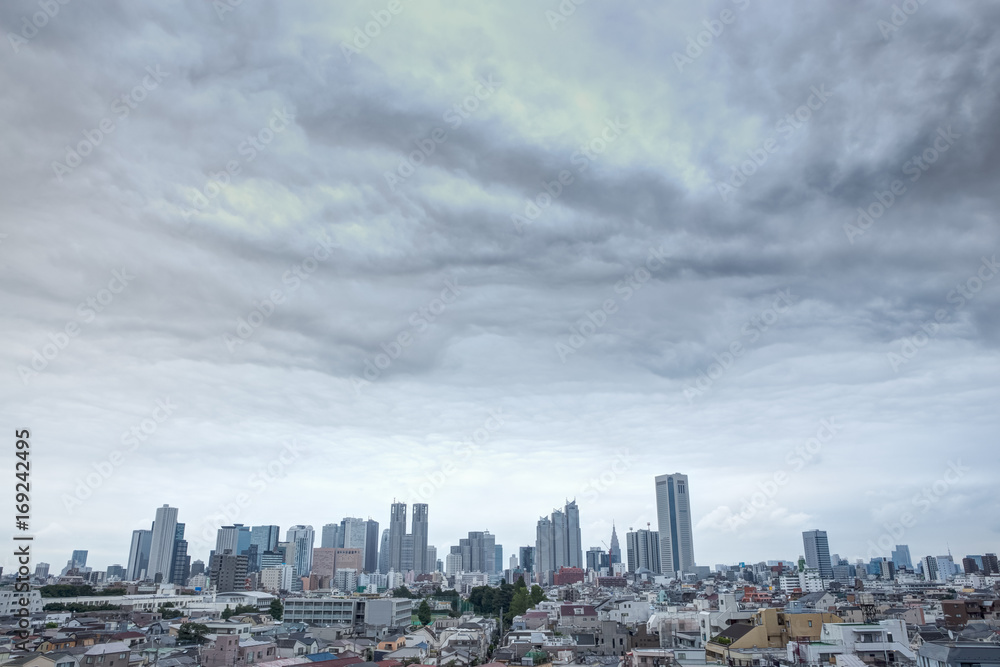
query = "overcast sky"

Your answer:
(2, 1), (999, 575)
